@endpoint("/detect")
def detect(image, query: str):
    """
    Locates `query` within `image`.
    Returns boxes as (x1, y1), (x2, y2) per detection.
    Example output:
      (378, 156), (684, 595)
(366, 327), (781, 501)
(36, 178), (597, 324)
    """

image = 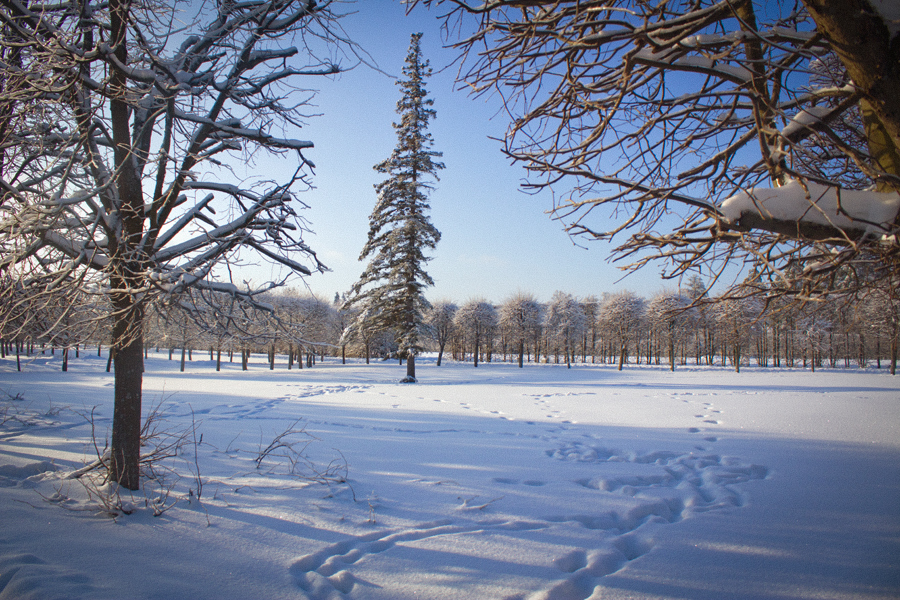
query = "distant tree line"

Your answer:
(4, 275), (897, 375)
